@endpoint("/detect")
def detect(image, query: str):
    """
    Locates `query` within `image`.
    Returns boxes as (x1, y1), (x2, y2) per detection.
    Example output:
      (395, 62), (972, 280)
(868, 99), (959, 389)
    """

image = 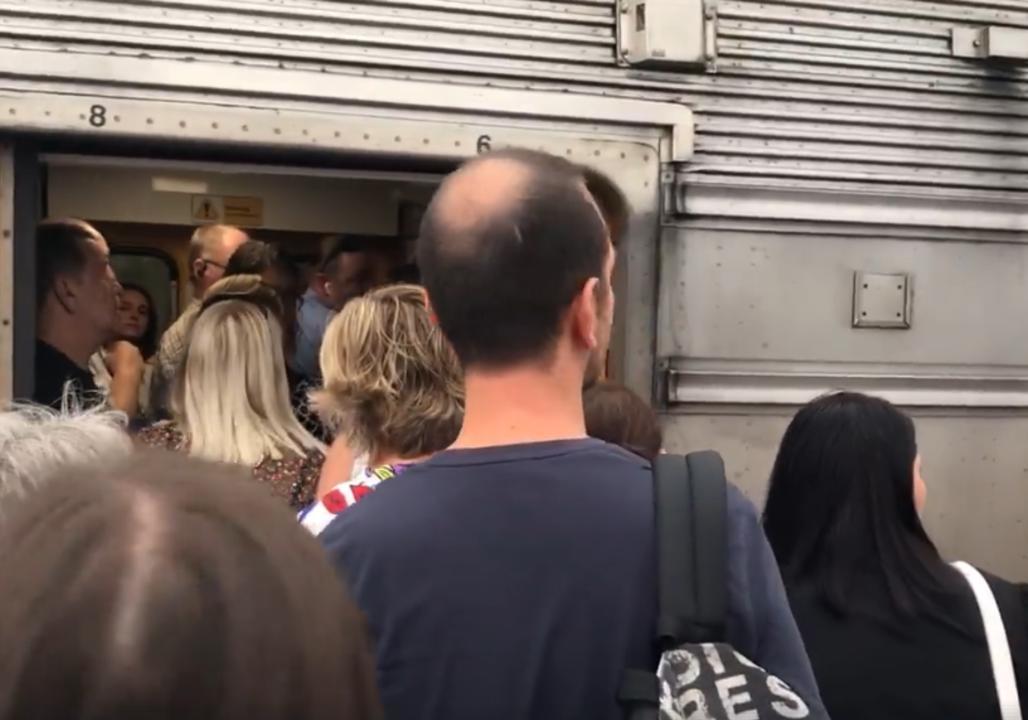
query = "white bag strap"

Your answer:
(952, 561), (1023, 720)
